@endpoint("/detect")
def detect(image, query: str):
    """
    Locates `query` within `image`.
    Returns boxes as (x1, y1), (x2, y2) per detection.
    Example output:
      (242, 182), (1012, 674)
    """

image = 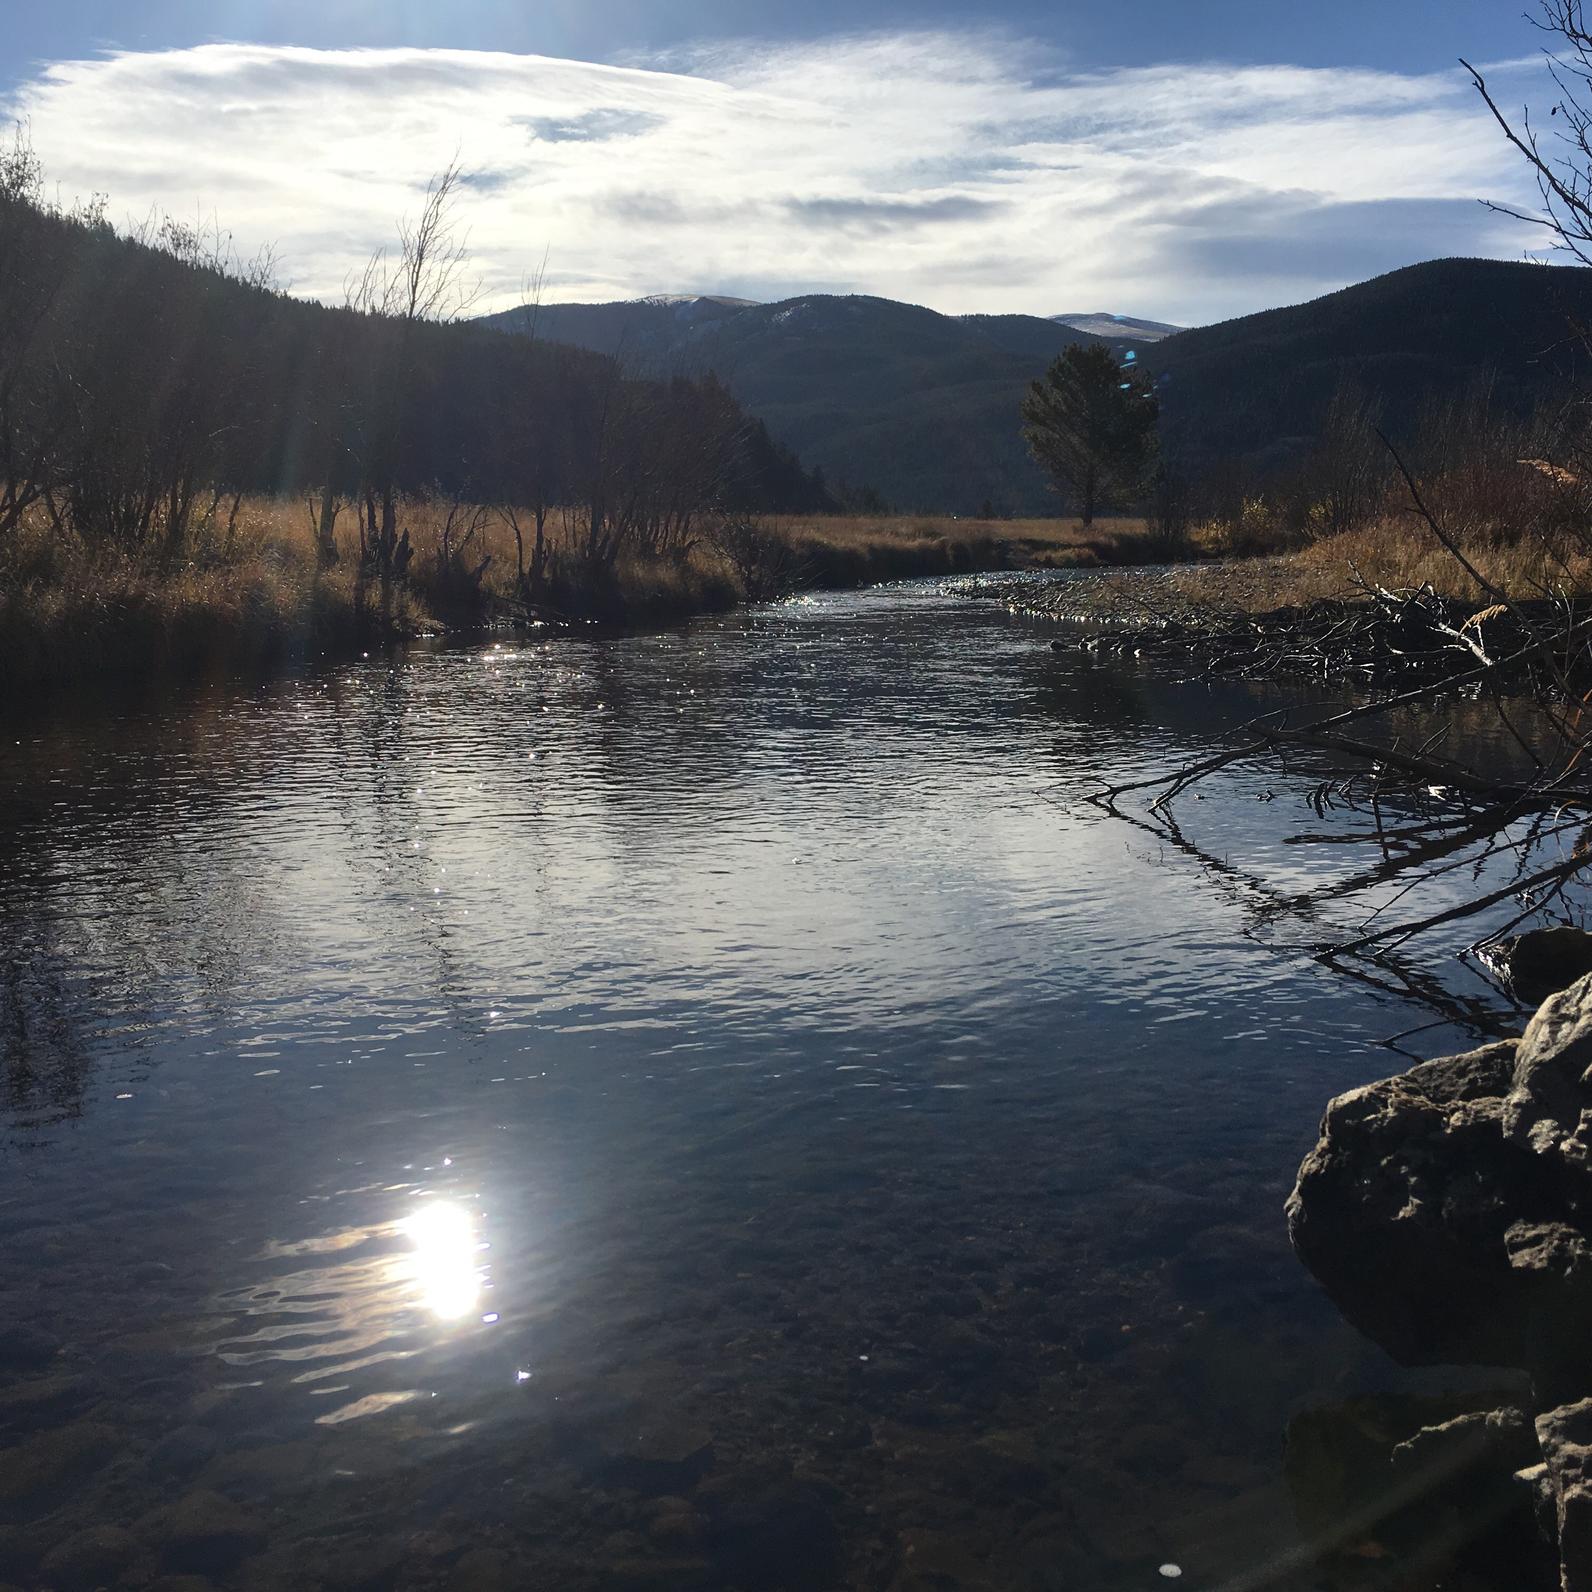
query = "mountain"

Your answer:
(1051, 313), (1182, 341)
(480, 294), (1154, 513)
(1140, 258), (1592, 469)
(483, 261), (1592, 515)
